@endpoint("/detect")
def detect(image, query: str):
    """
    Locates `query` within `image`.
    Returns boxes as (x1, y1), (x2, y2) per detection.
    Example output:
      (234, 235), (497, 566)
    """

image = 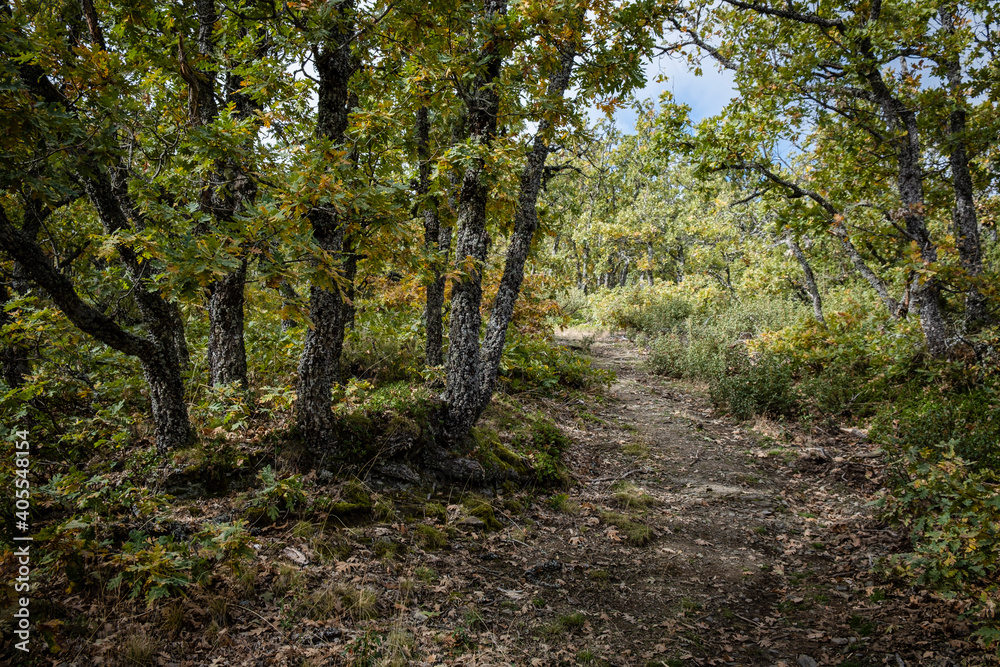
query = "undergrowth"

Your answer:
(591, 282), (1000, 644)
(0, 301), (605, 655)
